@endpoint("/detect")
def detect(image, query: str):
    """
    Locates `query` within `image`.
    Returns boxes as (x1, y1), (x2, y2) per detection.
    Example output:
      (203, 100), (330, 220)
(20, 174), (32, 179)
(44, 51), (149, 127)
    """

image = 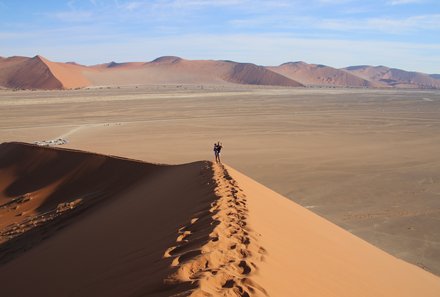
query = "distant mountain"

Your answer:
(268, 62), (380, 88)
(0, 55), (303, 90)
(1, 55), (439, 90)
(344, 65), (440, 89)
